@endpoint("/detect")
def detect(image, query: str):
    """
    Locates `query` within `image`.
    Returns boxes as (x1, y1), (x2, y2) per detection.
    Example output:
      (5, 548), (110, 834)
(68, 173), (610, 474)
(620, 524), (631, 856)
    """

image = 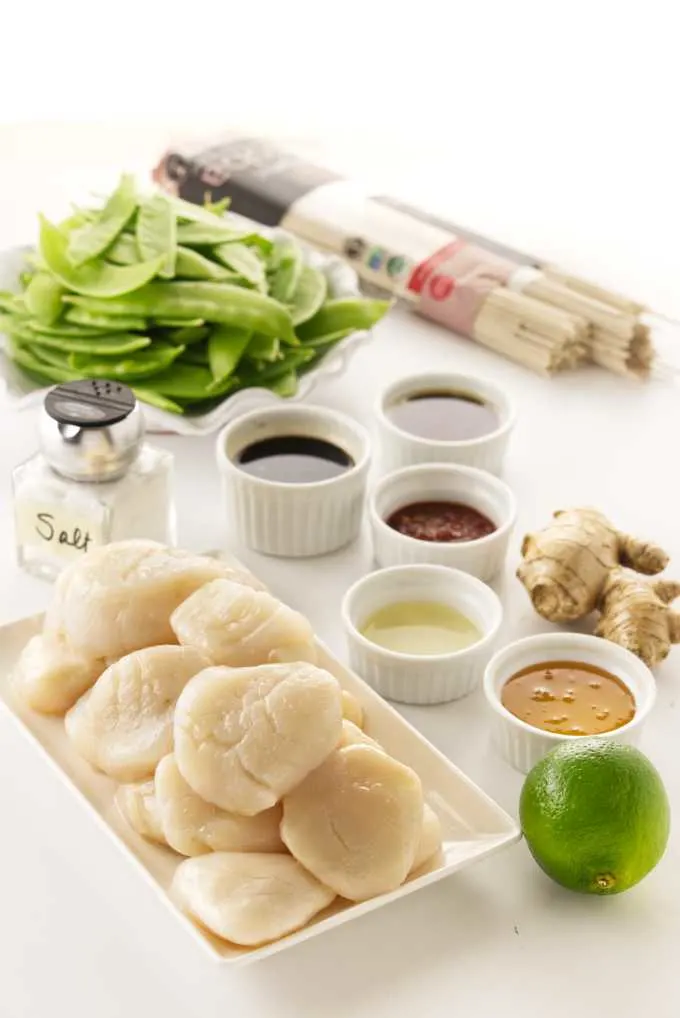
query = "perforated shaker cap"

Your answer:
(40, 379), (145, 482)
